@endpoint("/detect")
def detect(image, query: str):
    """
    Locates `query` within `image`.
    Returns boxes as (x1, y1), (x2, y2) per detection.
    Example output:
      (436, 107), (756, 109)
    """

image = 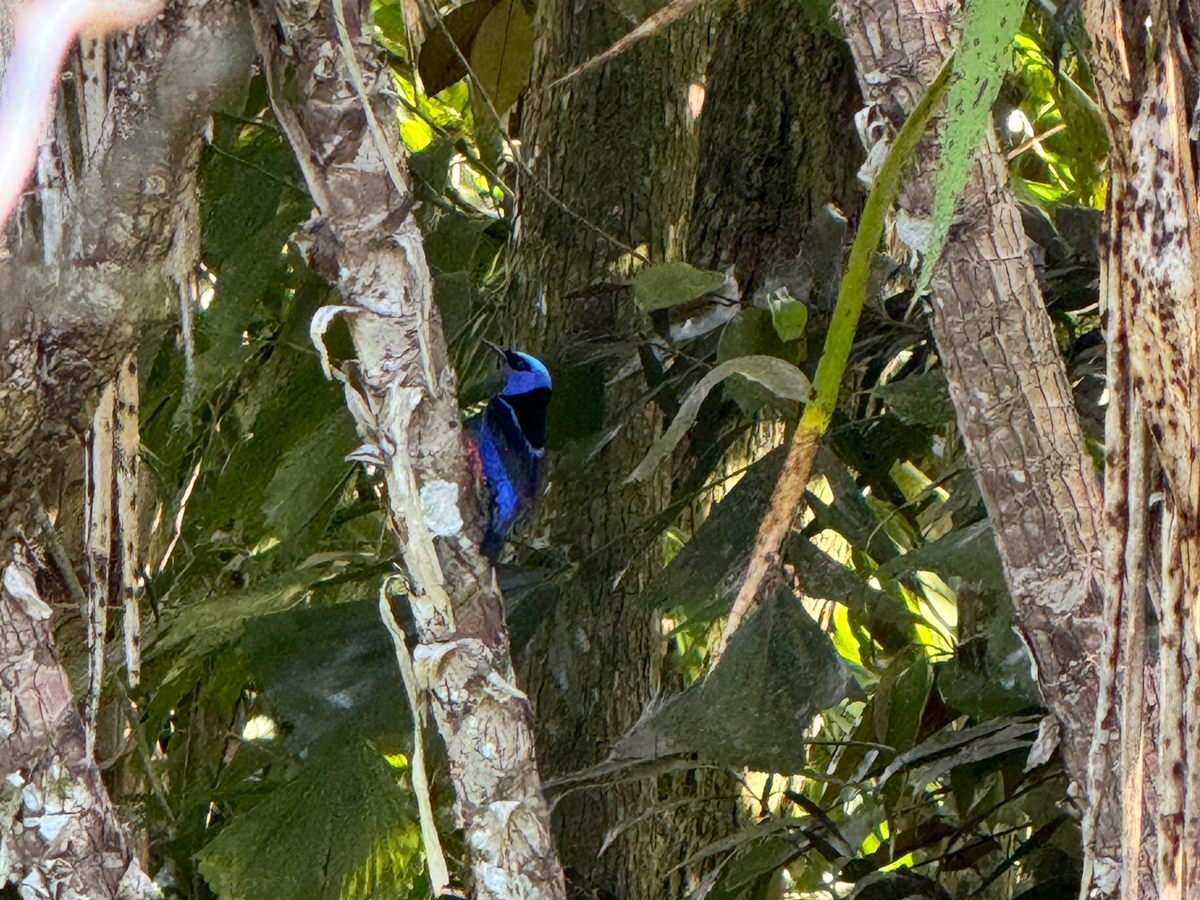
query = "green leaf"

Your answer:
(879, 715), (1041, 788)
(716, 308), (802, 414)
(469, 0), (534, 116)
(408, 135), (457, 197)
(242, 601), (407, 752)
(875, 648), (931, 753)
(424, 212), (489, 273)
(798, 0), (843, 37)
(202, 359), (349, 543)
(873, 369), (955, 428)
(768, 292), (809, 343)
(615, 587), (856, 773)
(628, 356), (810, 482)
(641, 448), (785, 618)
(197, 739), (425, 900)
(143, 572), (319, 692)
(433, 272), (475, 343)
(372, 0), (409, 51)
(633, 261), (727, 311)
(916, 0), (1024, 294)
(718, 834), (807, 893)
(784, 536), (916, 654)
(417, 0), (500, 97)
(937, 615), (1042, 720)
(874, 520), (1004, 588)
(261, 412), (357, 554)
